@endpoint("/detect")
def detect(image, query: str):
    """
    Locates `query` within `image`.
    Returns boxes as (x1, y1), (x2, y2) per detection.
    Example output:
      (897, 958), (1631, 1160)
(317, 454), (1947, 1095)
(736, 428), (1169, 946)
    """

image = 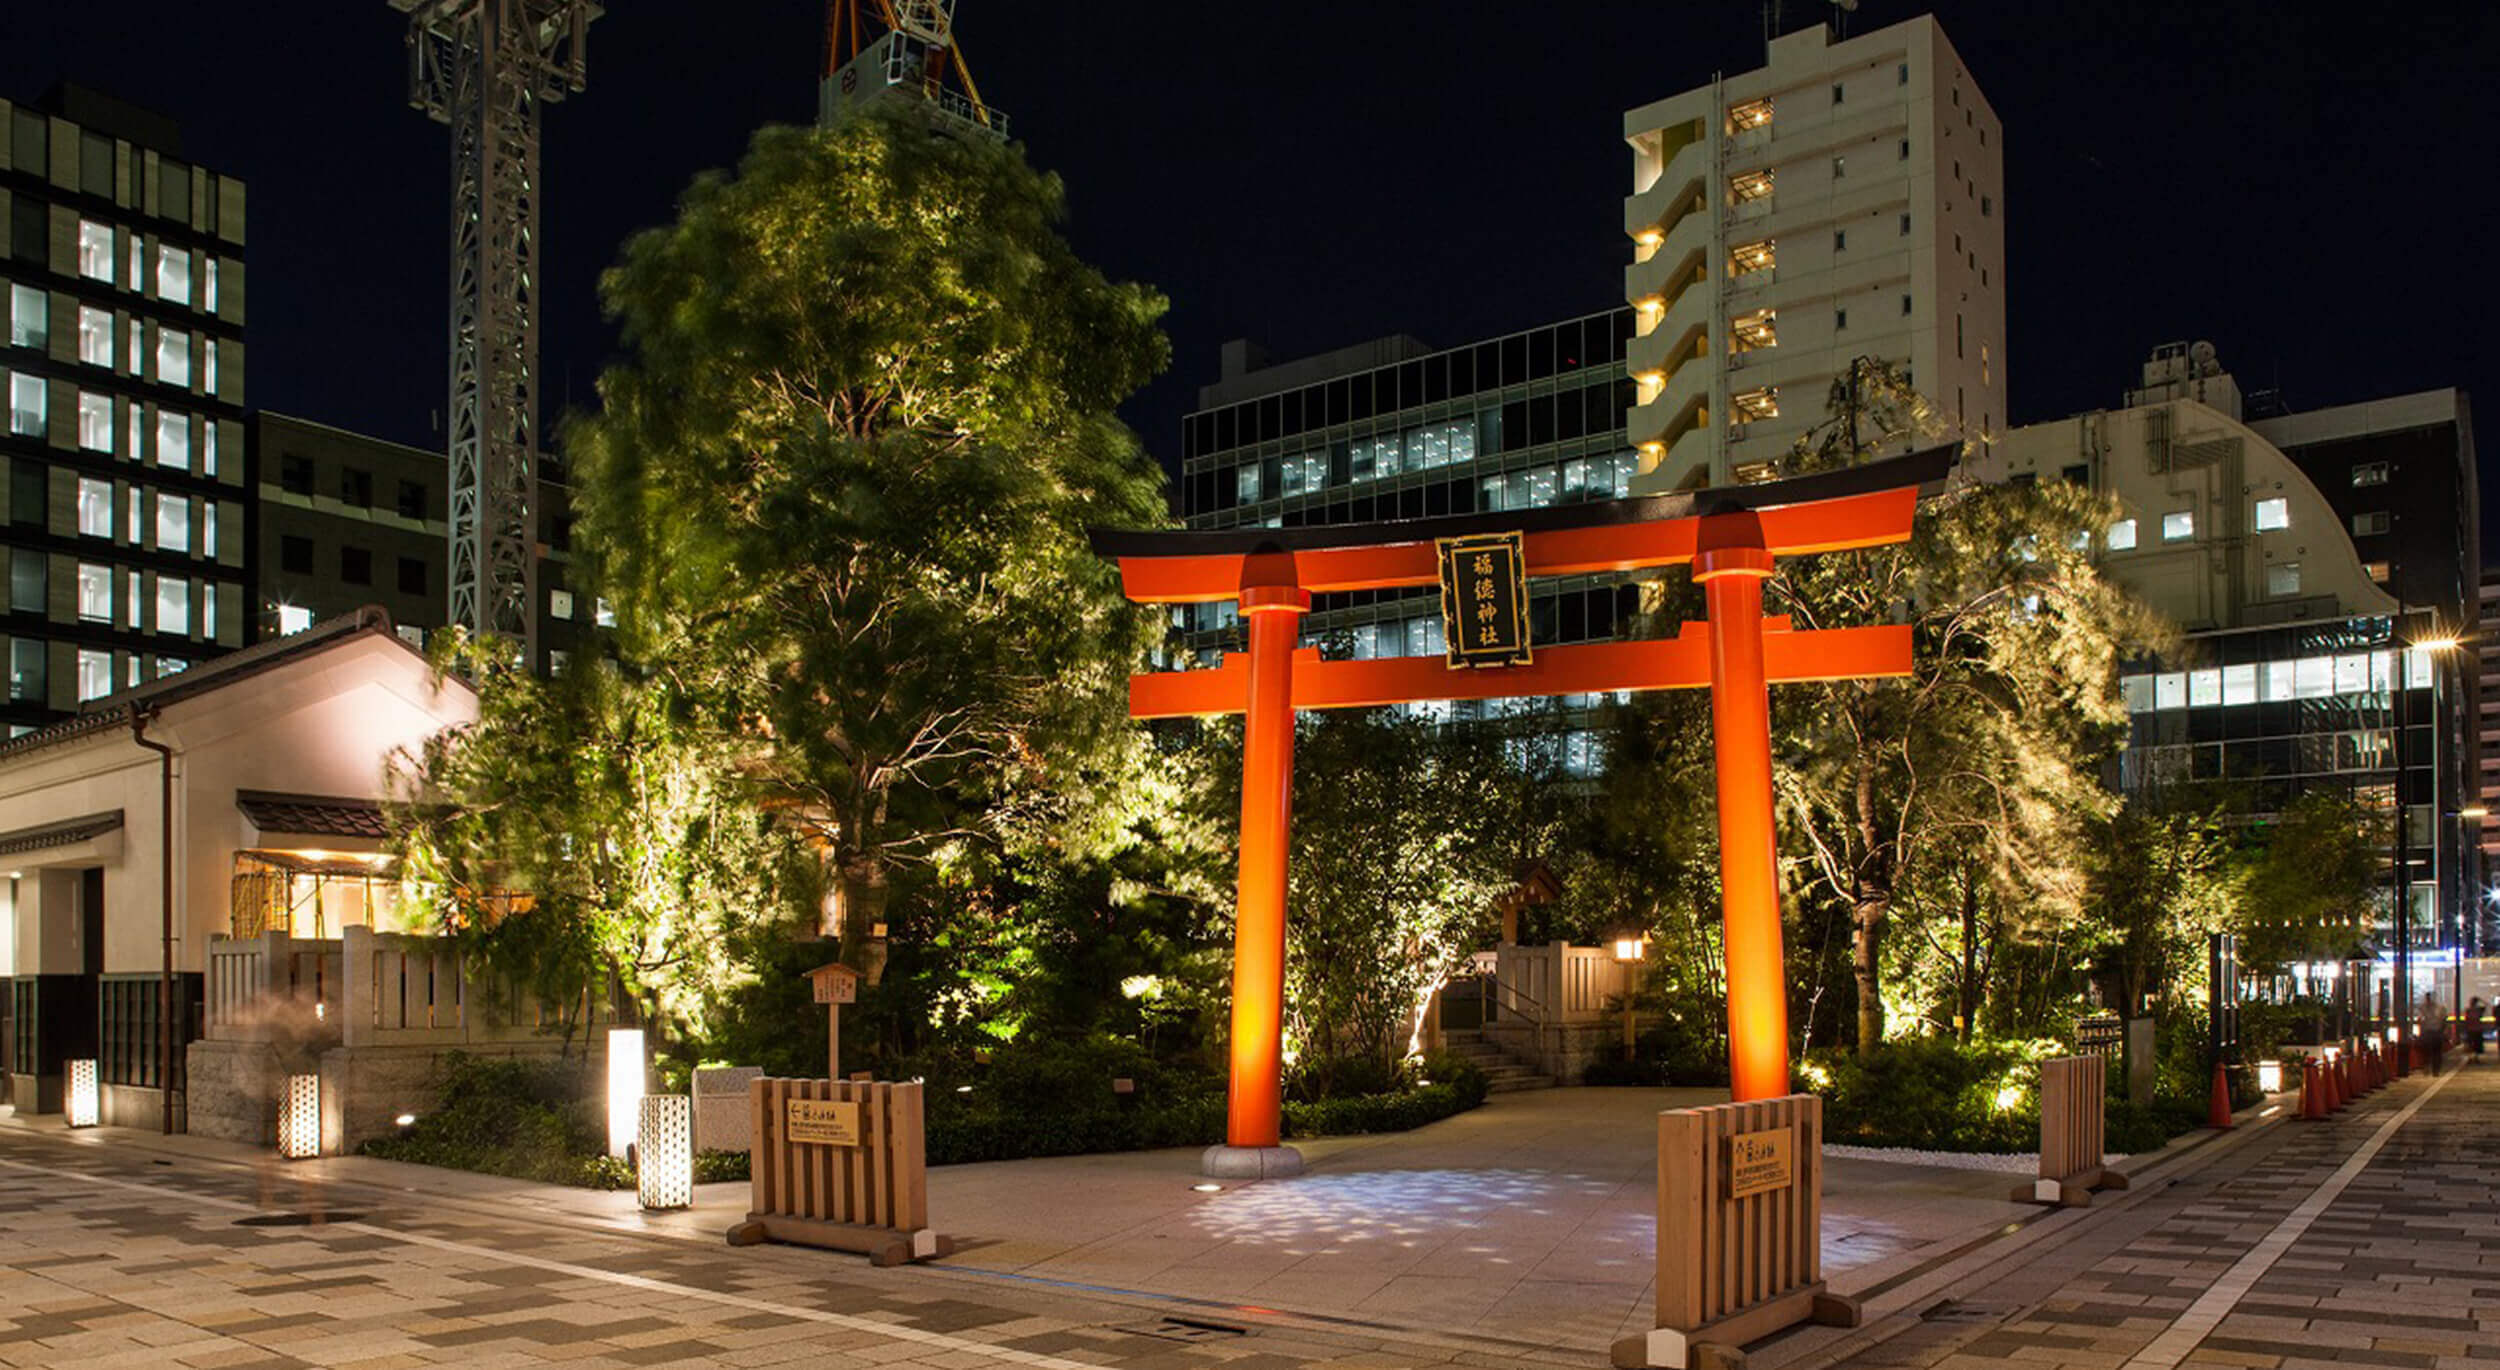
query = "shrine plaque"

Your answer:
(787, 1098), (861, 1146)
(812, 972), (857, 1005)
(1728, 1126), (1794, 1199)
(1436, 531), (1531, 668)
